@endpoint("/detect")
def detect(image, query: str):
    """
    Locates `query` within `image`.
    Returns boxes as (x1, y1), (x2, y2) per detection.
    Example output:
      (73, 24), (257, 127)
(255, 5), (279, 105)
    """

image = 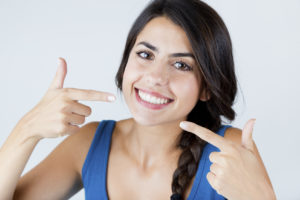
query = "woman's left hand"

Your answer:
(179, 119), (276, 200)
